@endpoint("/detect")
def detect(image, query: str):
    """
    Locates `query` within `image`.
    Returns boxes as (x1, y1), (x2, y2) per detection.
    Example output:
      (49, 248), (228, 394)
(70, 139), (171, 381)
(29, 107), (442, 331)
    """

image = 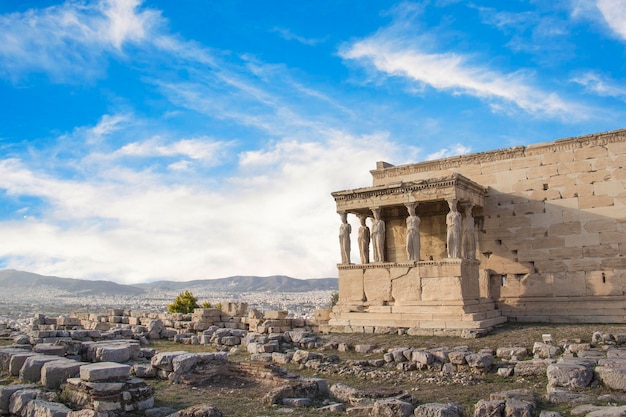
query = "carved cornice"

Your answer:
(371, 128), (626, 180)
(337, 259), (480, 270)
(332, 173), (486, 203)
